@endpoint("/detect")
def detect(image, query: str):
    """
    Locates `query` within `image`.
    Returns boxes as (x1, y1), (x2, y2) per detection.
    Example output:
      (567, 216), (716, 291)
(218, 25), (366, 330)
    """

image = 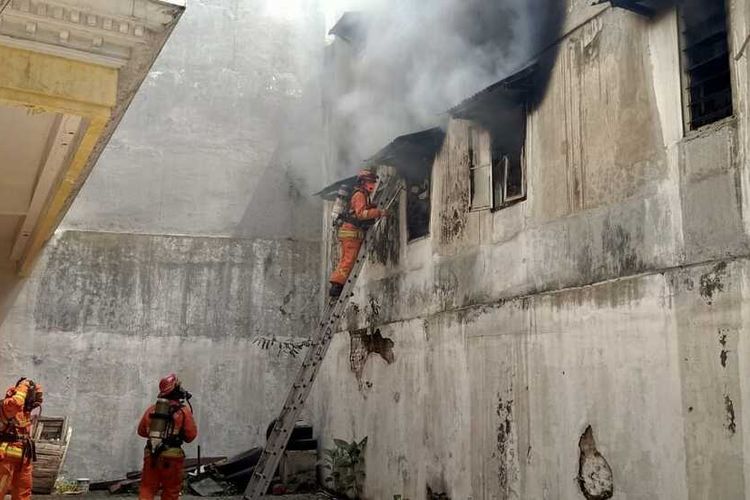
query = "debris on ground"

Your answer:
(88, 457), (226, 494)
(87, 421), (319, 497)
(188, 421), (318, 496)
